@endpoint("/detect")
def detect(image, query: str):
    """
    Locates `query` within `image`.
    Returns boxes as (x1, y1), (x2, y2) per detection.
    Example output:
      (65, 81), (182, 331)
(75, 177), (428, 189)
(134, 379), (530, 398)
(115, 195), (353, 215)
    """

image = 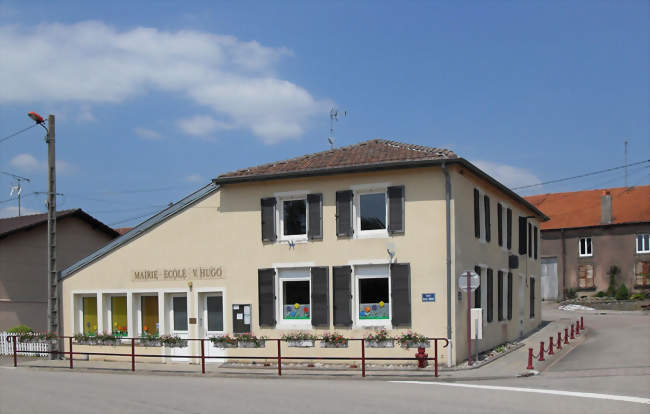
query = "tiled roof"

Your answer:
(114, 227), (132, 235)
(0, 209), (119, 238)
(216, 139), (457, 181)
(525, 186), (650, 231)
